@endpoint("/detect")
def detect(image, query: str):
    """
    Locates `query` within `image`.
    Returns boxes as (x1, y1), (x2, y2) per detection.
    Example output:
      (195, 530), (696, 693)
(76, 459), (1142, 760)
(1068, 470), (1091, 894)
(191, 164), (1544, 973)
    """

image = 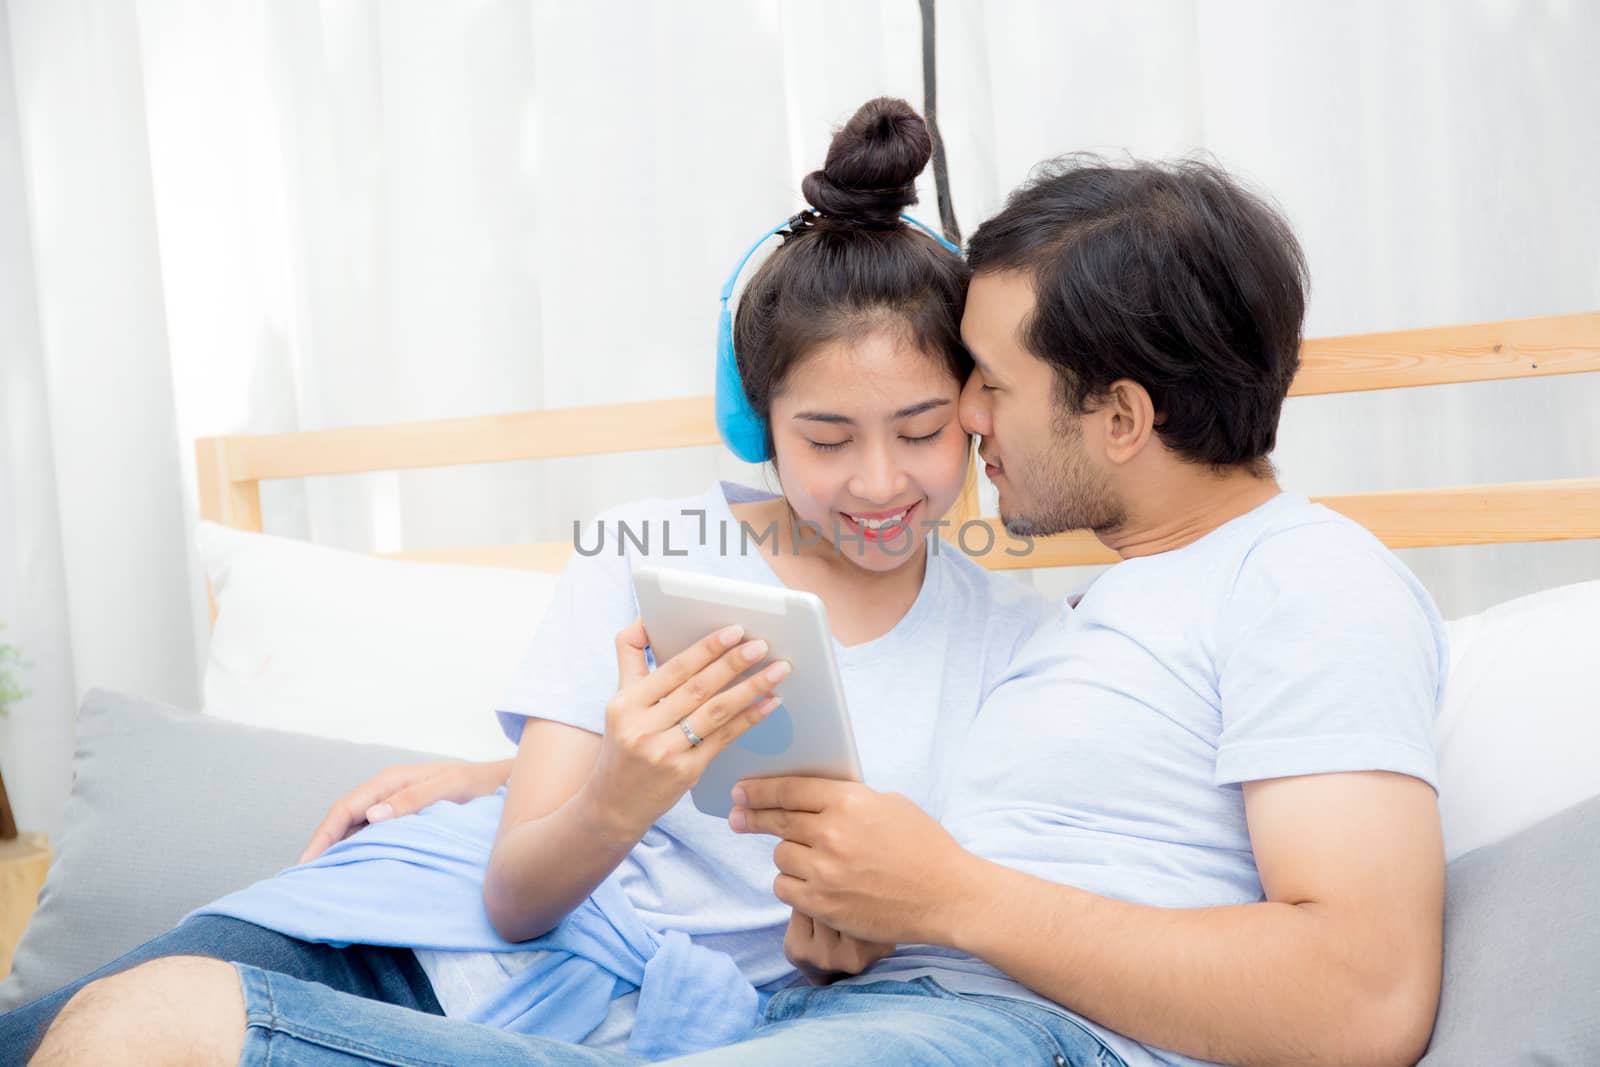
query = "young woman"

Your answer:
(4, 98), (1046, 1062)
